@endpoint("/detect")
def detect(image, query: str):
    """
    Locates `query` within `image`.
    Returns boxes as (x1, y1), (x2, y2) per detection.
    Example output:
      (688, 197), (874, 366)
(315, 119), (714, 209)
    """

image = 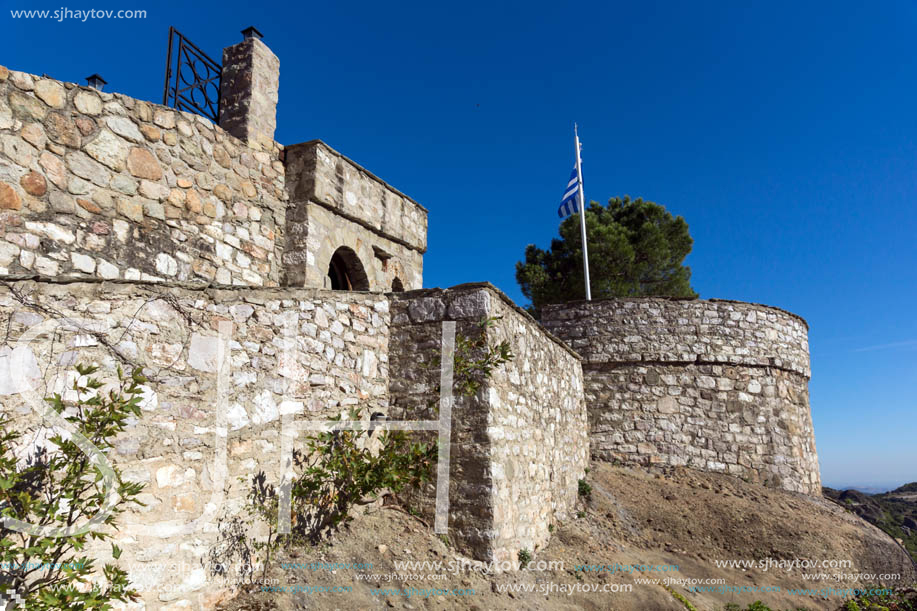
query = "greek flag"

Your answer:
(558, 167), (580, 218)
